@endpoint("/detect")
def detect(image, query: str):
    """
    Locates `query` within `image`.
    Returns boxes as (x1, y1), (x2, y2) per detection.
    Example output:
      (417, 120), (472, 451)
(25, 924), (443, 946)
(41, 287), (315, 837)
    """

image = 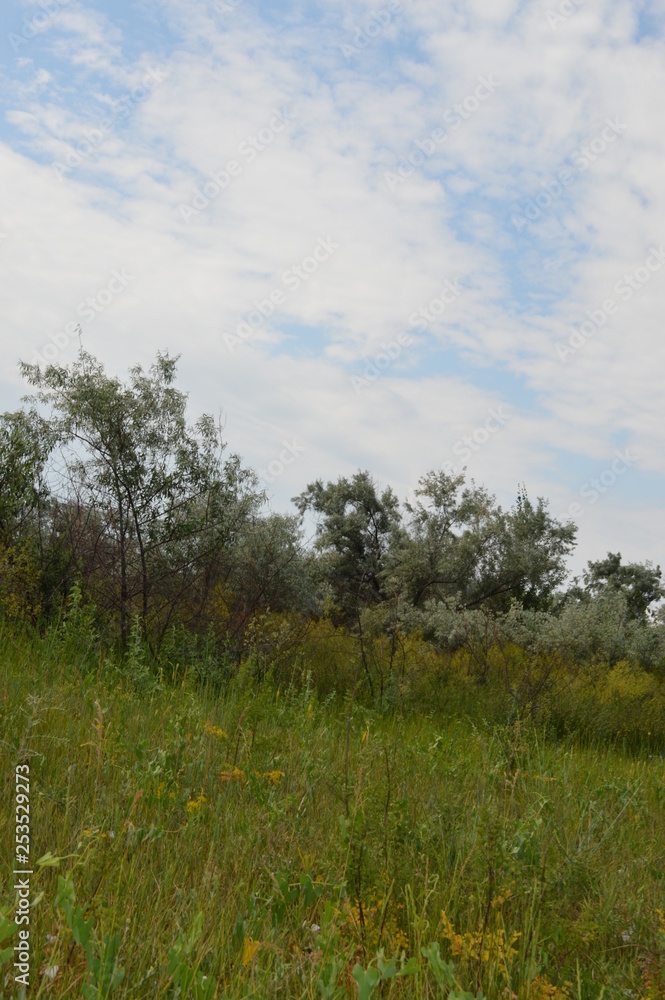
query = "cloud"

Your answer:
(0, 0), (663, 575)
